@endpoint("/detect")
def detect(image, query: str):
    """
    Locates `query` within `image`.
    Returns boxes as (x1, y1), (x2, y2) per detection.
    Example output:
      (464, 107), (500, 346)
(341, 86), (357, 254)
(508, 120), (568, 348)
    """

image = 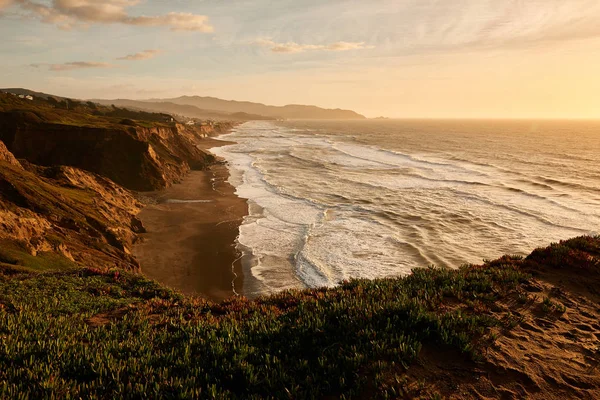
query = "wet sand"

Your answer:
(133, 137), (248, 302)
